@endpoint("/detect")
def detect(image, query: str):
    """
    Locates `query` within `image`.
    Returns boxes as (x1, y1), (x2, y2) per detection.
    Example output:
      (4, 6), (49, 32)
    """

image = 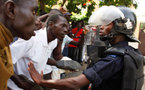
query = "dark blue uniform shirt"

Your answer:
(83, 41), (133, 90)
